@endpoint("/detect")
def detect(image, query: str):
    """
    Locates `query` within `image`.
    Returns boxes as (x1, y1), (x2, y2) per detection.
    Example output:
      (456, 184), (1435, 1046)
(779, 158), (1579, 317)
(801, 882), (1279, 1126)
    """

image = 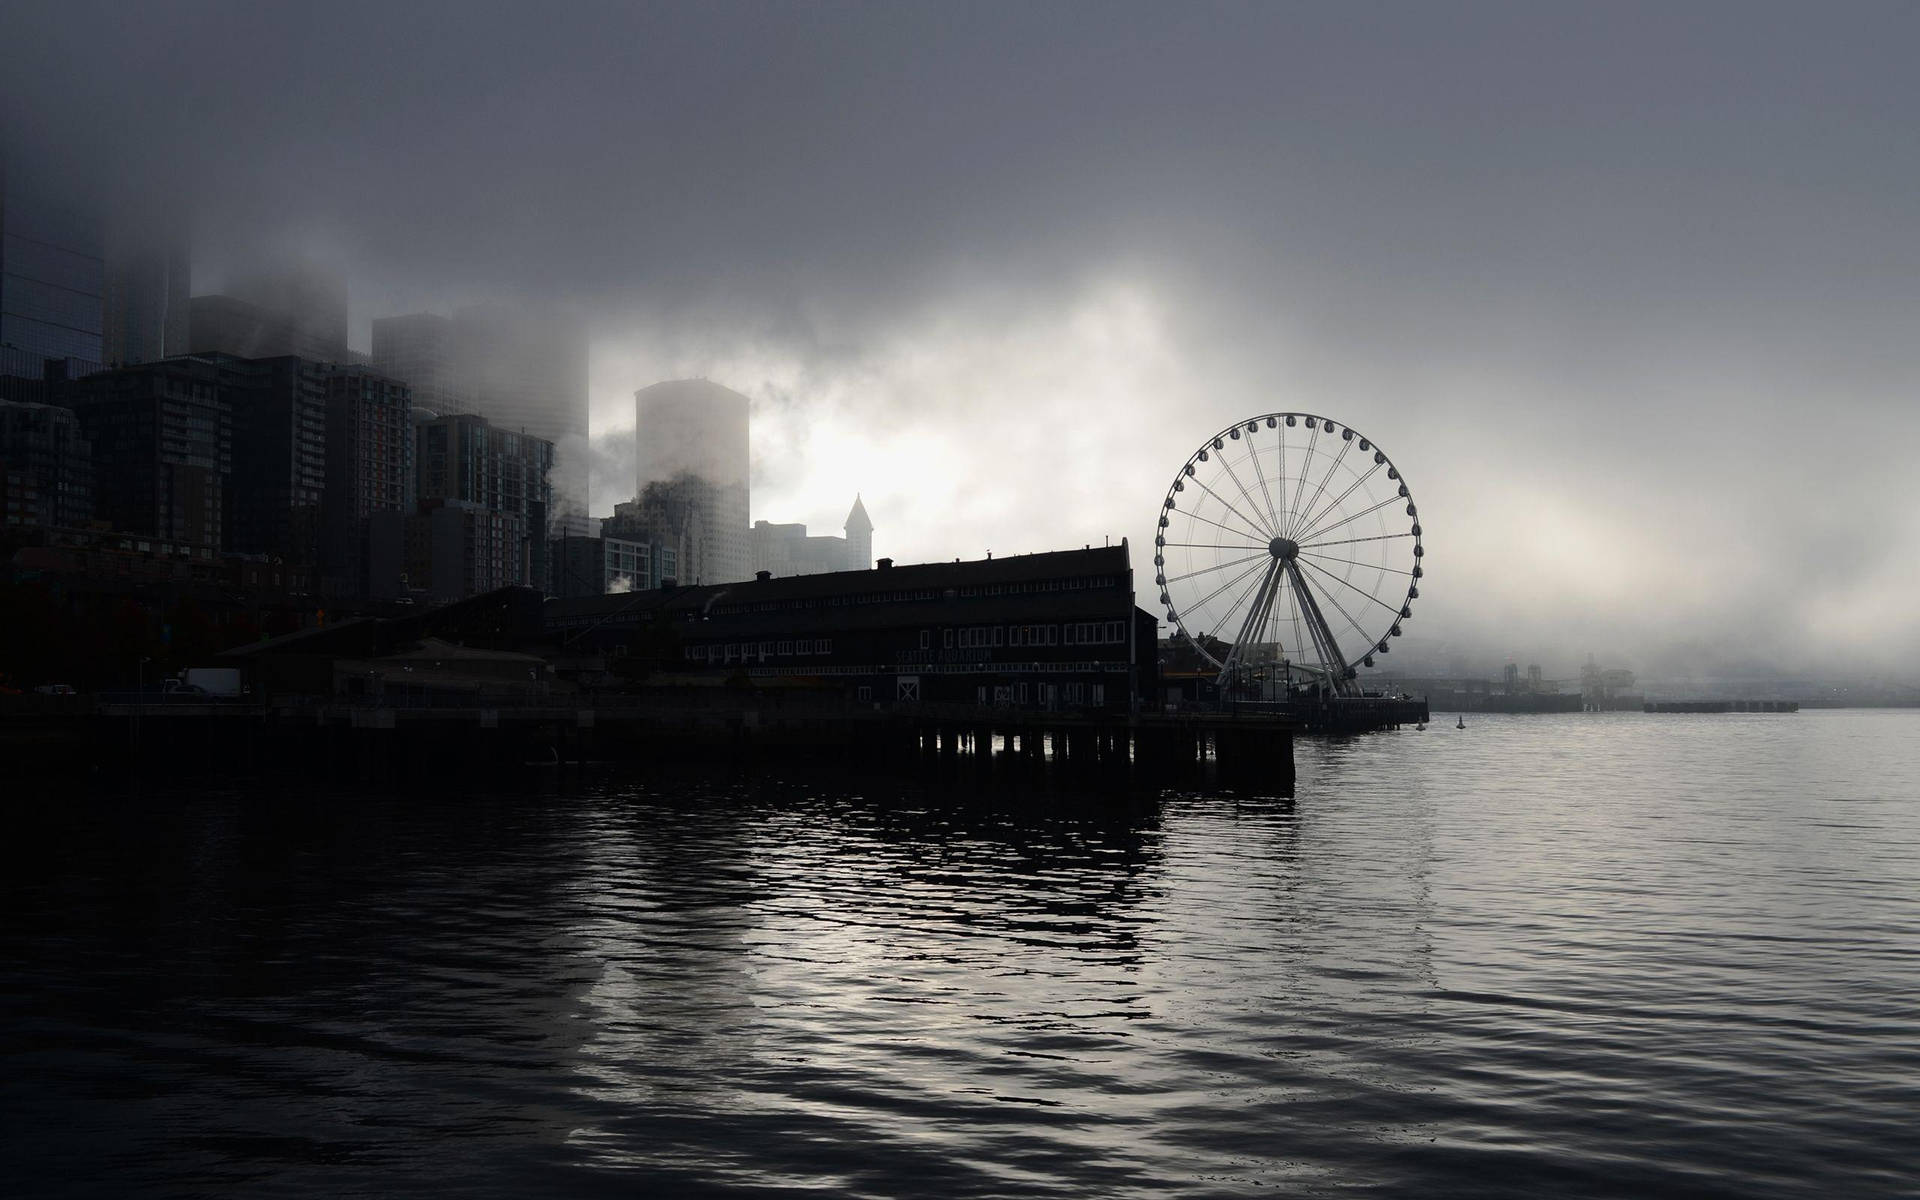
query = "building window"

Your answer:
(919, 629), (930, 649)
(943, 628), (953, 649)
